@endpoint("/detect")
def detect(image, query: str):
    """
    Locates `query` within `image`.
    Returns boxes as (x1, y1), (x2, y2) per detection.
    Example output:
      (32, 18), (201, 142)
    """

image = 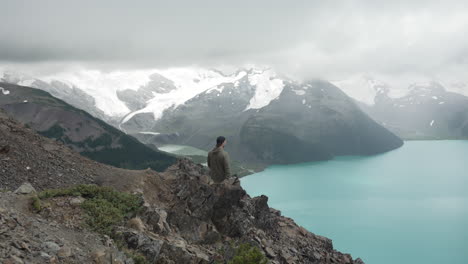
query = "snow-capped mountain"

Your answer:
(0, 68), (403, 166)
(332, 74), (468, 105)
(0, 68), (280, 125)
(131, 76), (402, 166)
(1, 70), (113, 123)
(332, 75), (389, 105)
(344, 79), (468, 139)
(119, 69), (251, 125)
(118, 68), (291, 137)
